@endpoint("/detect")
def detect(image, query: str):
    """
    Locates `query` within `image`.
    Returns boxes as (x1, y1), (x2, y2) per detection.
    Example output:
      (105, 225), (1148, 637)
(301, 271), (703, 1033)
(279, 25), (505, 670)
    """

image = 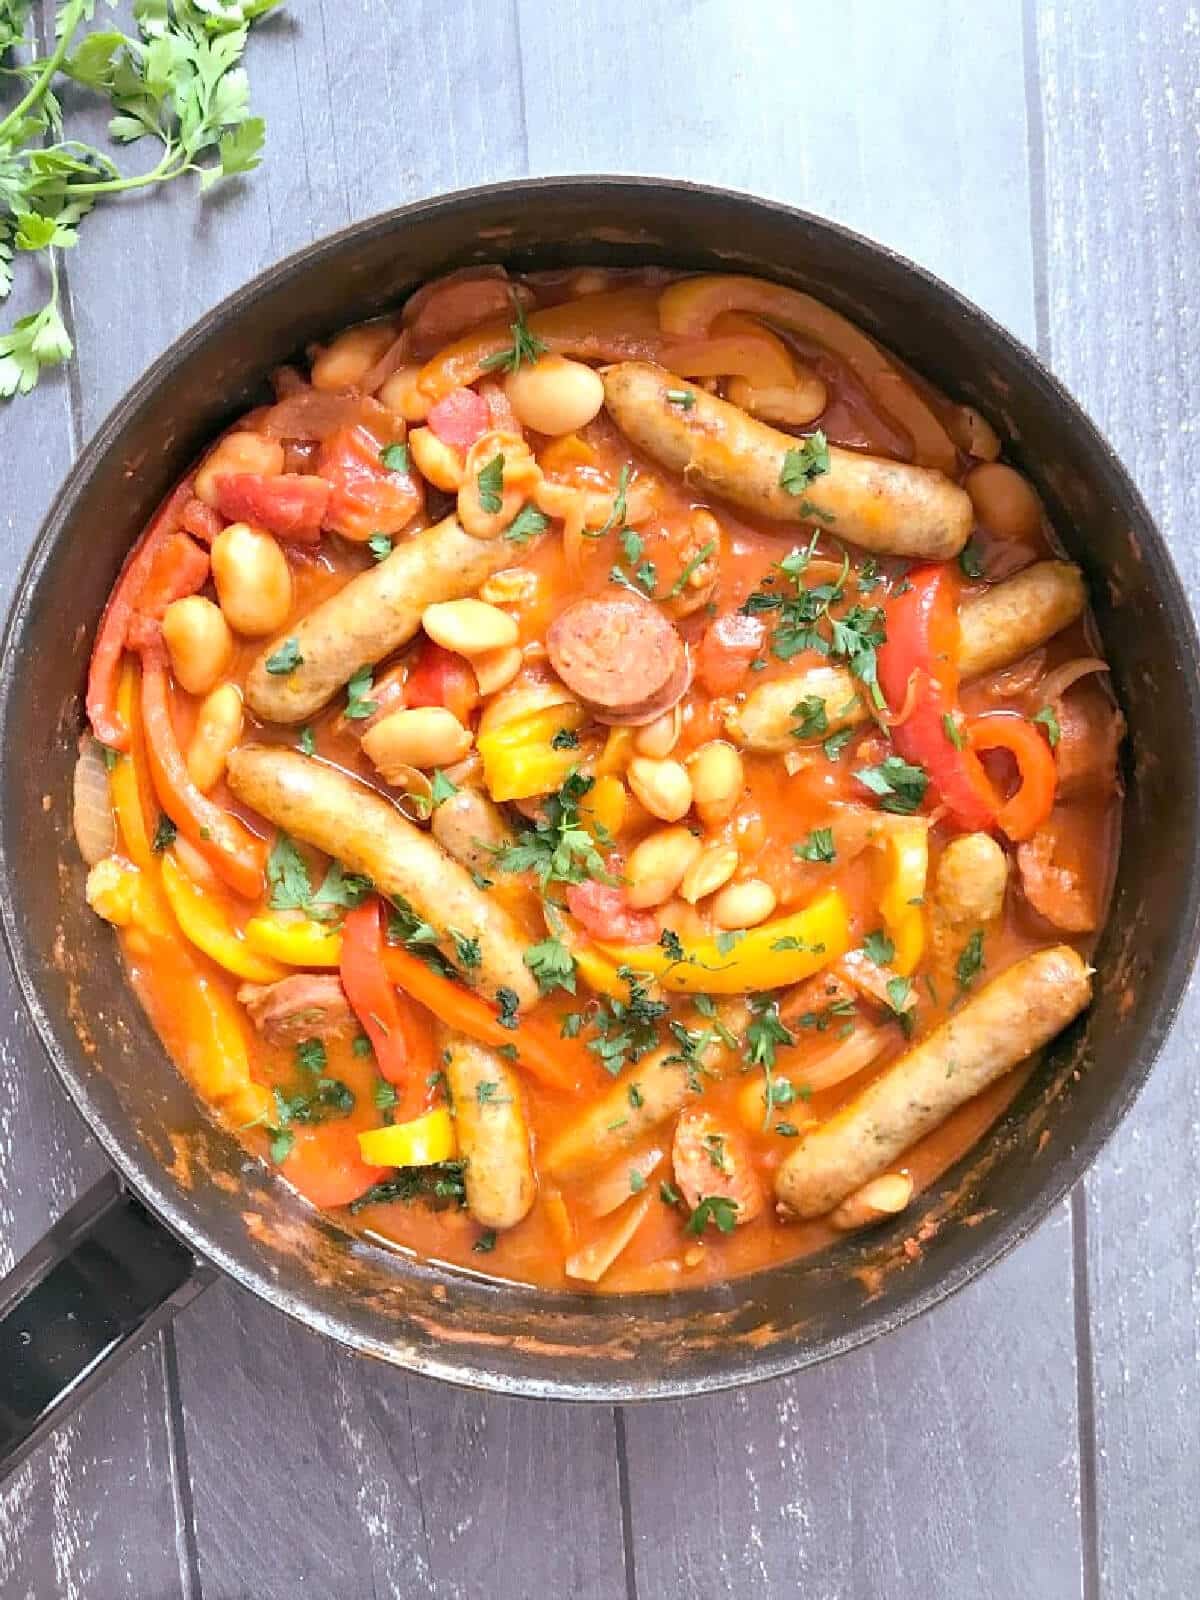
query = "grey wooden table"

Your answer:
(2, 2), (1197, 1595)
